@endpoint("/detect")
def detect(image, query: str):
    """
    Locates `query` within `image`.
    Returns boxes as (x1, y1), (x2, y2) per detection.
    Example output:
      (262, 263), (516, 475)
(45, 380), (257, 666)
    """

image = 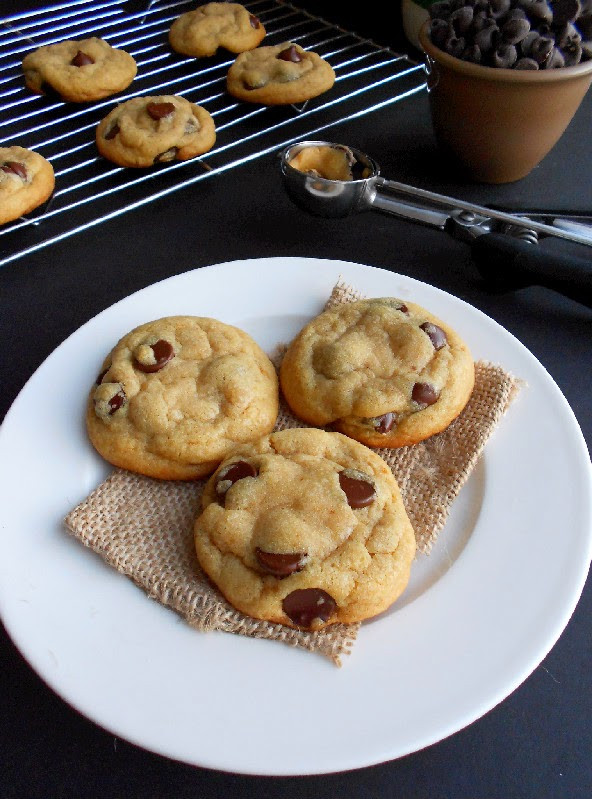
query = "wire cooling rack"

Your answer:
(0, 0), (426, 267)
